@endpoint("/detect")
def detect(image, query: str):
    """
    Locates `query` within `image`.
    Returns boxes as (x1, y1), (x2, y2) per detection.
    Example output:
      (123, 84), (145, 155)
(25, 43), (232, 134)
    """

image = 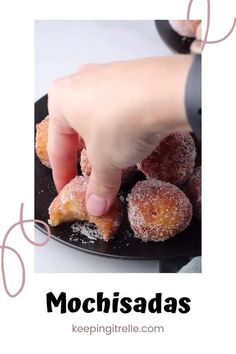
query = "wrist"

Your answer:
(148, 55), (193, 135)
